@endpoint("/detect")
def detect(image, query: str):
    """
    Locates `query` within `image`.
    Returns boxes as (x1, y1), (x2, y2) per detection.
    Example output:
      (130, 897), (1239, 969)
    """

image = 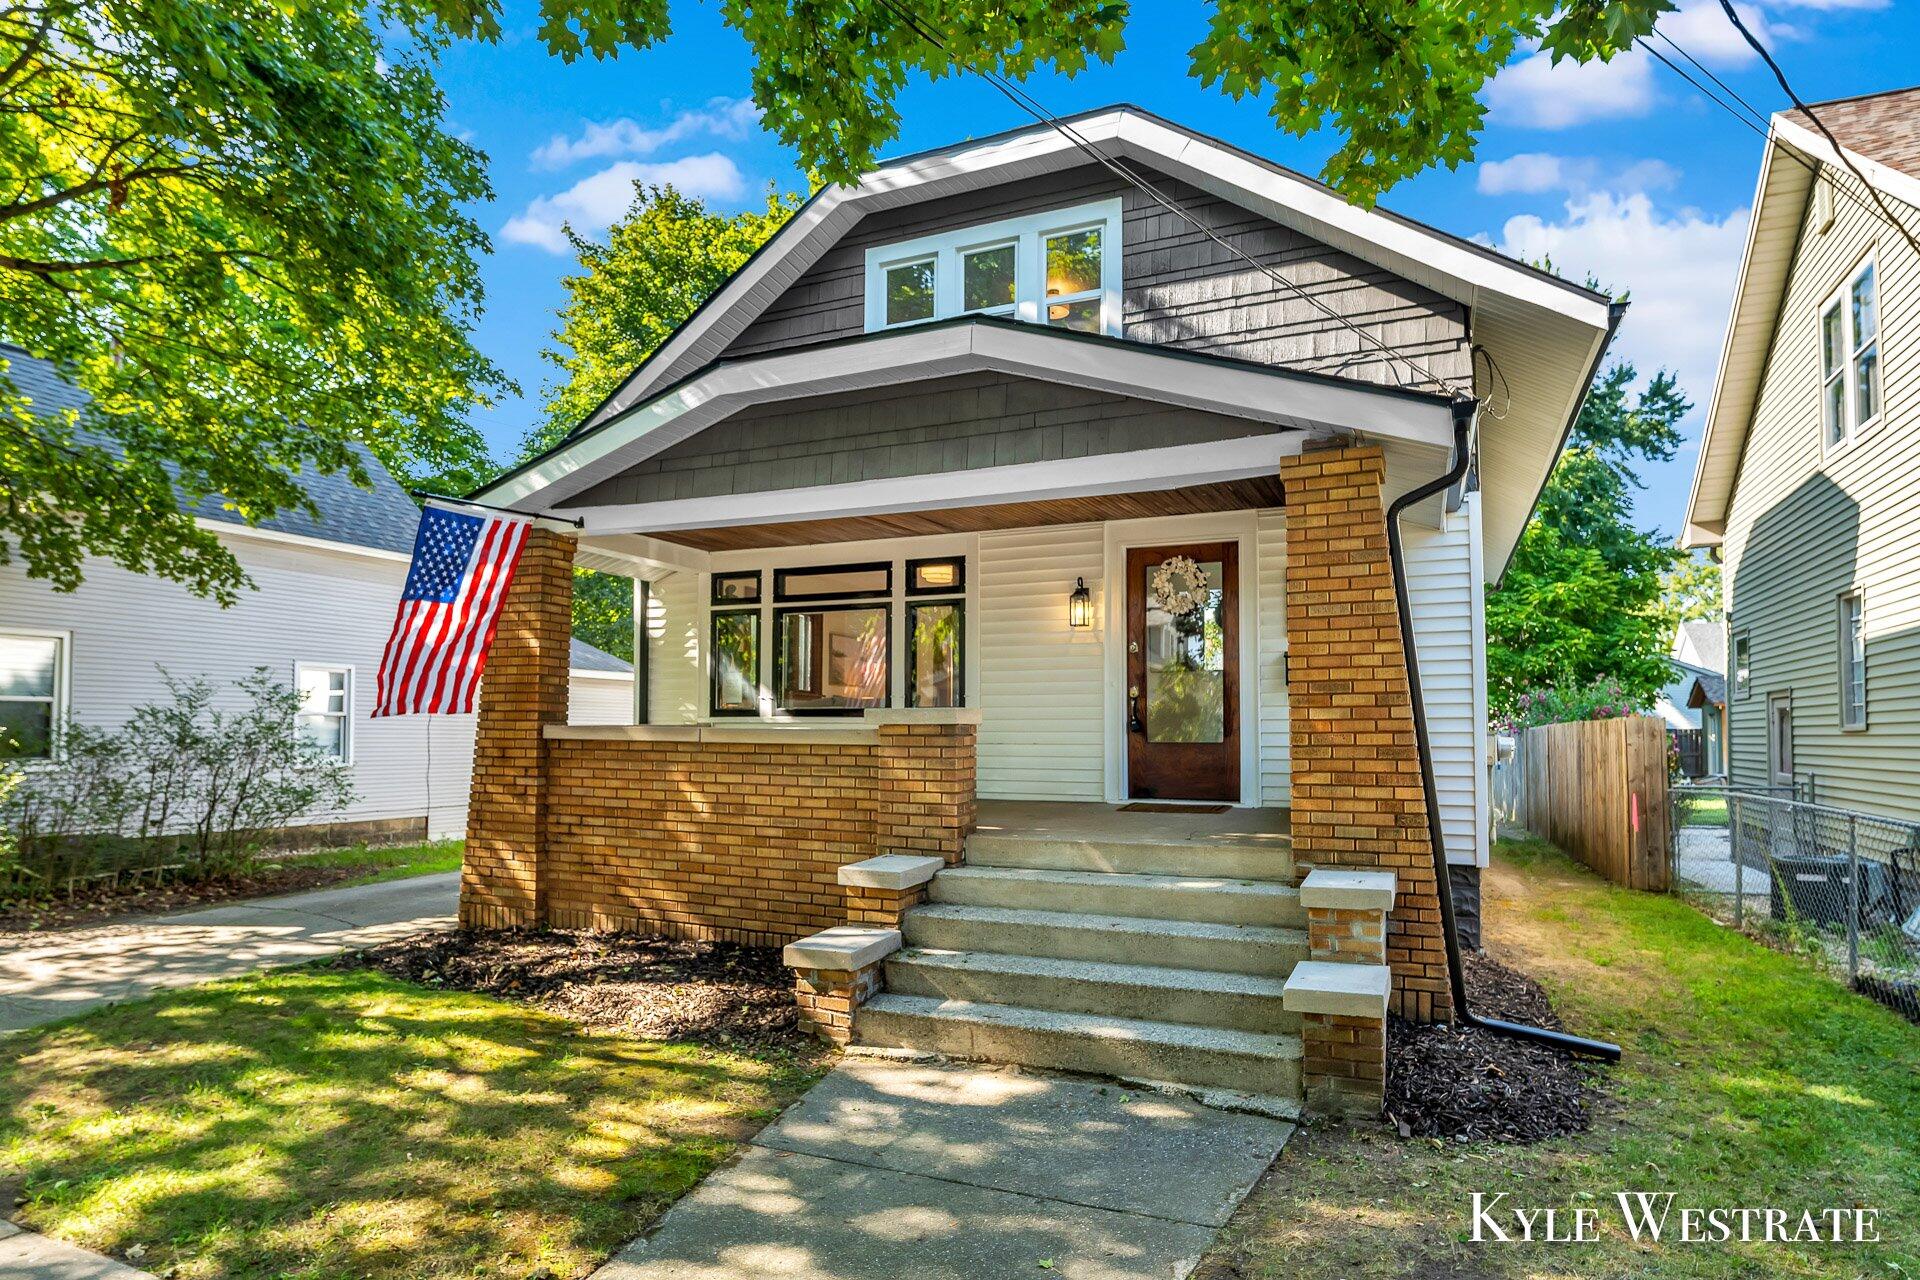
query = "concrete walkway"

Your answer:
(0, 872), (458, 1032)
(594, 1057), (1293, 1280)
(0, 1218), (157, 1279)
